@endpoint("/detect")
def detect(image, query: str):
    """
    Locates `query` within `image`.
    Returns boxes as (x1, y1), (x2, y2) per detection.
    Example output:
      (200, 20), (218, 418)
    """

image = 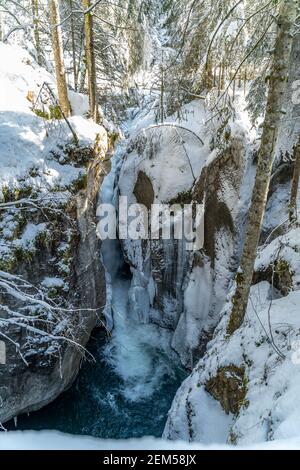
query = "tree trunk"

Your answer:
(31, 0), (43, 66)
(69, 0), (78, 90)
(220, 60), (225, 90)
(203, 57), (214, 91)
(160, 50), (165, 124)
(48, 0), (71, 117)
(289, 136), (300, 223)
(0, 11), (2, 42)
(218, 62), (222, 95)
(82, 0), (100, 123)
(79, 58), (87, 93)
(77, 24), (86, 92)
(227, 0), (298, 335)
